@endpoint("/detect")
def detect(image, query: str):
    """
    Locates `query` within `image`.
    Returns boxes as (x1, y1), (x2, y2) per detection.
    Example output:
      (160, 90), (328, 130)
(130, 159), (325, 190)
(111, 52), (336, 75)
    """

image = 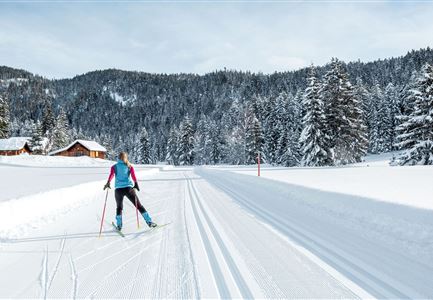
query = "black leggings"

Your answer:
(115, 187), (146, 216)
